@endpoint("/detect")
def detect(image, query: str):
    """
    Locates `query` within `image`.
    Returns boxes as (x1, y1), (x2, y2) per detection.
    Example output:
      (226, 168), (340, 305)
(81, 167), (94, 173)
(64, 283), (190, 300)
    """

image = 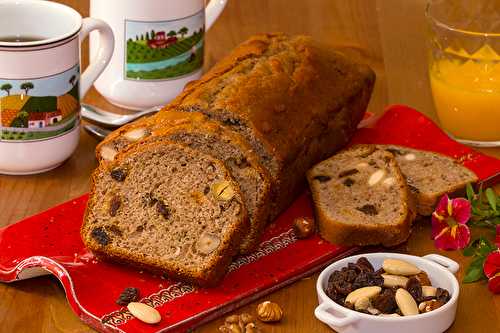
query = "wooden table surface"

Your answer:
(1, 1), (499, 332)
